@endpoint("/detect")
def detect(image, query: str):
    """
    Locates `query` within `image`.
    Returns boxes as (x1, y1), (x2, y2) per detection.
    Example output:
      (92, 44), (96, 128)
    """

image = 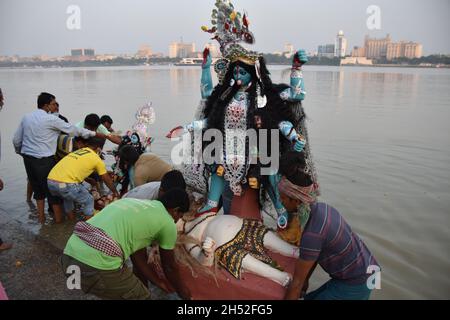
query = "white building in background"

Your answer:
(335, 30), (348, 58)
(386, 41), (423, 60)
(284, 43), (295, 58)
(137, 45), (153, 58)
(340, 57), (373, 66)
(169, 42), (196, 58)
